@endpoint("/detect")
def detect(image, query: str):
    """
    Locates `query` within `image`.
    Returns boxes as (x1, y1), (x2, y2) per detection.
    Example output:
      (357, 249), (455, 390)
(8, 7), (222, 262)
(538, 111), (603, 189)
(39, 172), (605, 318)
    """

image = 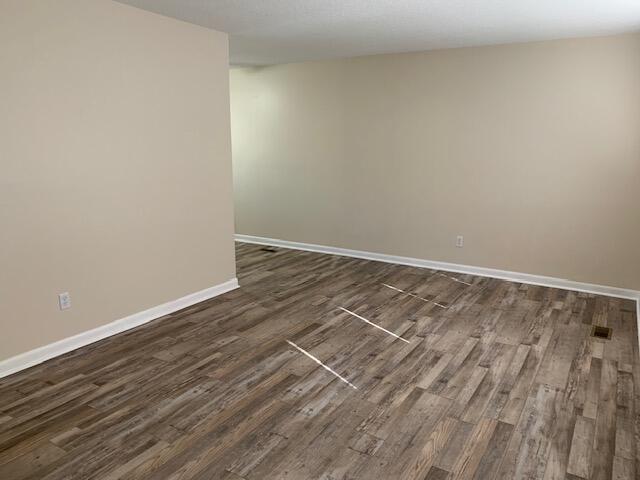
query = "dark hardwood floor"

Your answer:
(0, 242), (638, 479)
